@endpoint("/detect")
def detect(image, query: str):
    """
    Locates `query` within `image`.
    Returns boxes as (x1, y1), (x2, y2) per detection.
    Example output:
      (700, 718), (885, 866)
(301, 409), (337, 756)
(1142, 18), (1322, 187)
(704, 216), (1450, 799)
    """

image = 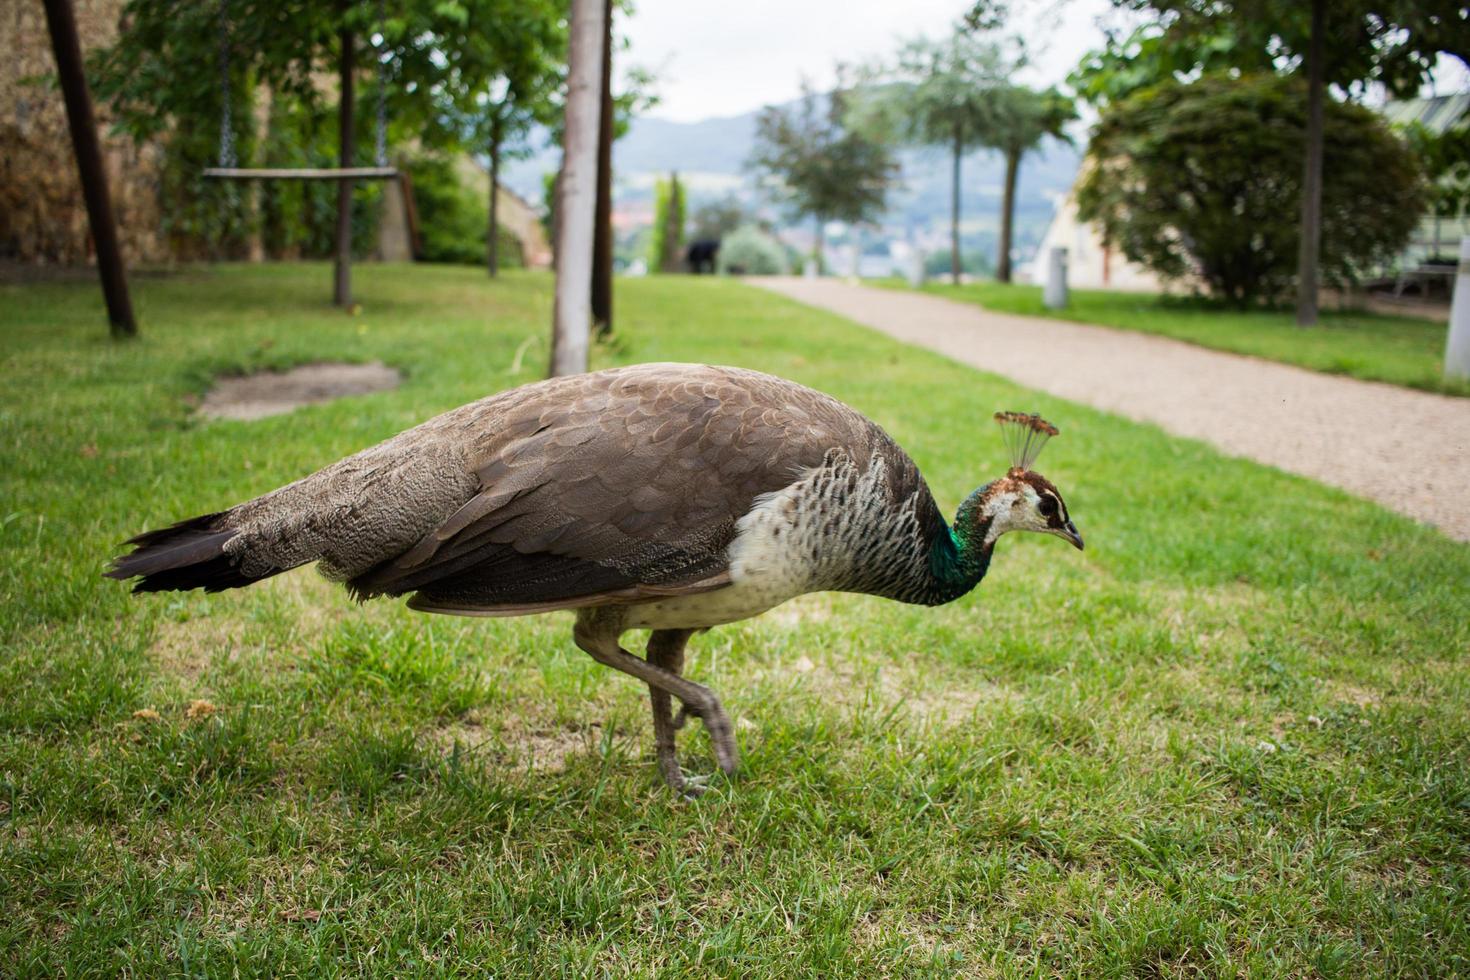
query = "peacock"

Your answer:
(107, 363), (1082, 794)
